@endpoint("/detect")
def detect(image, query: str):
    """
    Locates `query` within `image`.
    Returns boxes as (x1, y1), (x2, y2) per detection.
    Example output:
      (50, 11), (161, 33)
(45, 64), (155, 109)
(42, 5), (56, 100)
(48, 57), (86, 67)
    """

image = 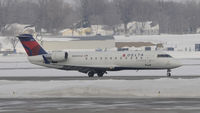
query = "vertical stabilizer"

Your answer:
(17, 34), (47, 56)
